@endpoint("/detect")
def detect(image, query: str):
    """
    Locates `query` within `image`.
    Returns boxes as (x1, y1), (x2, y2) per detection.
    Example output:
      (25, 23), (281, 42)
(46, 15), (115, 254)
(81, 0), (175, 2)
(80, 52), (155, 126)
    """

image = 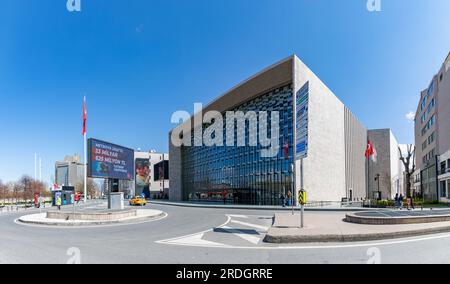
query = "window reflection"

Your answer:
(182, 85), (294, 205)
